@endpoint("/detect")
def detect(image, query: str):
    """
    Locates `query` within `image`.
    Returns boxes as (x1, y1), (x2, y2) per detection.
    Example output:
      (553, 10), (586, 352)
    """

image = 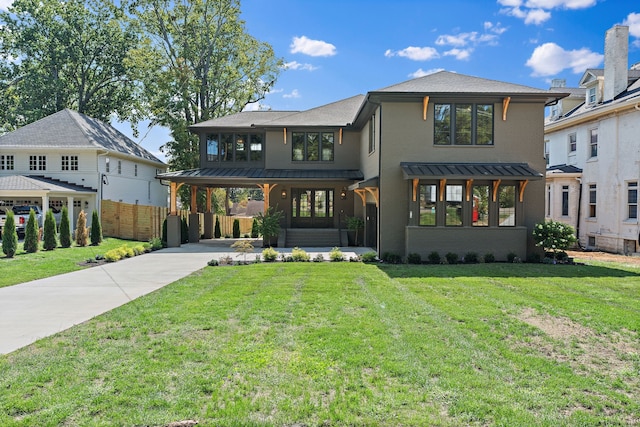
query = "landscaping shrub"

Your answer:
(59, 206), (71, 248)
(291, 247), (310, 262)
(218, 255), (233, 266)
(361, 251), (378, 263)
(427, 251), (441, 264)
(483, 253), (496, 263)
(232, 219), (240, 238)
(527, 252), (542, 263)
(382, 252), (402, 264)
(123, 246), (135, 258)
(214, 216), (221, 238)
(43, 209), (58, 250)
(407, 252), (422, 264)
(251, 218), (259, 238)
(1, 210), (18, 258)
(256, 207), (283, 247)
(507, 252), (517, 263)
(262, 247), (278, 262)
(445, 252), (459, 264)
(75, 211), (89, 247)
(104, 249), (121, 262)
(207, 259), (219, 267)
(532, 219), (576, 260)
(90, 210), (102, 246)
(149, 237), (163, 251)
(313, 253), (324, 262)
(23, 208), (39, 253)
(231, 240), (254, 263)
(181, 216), (188, 244)
(329, 247), (344, 262)
(464, 252), (479, 264)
